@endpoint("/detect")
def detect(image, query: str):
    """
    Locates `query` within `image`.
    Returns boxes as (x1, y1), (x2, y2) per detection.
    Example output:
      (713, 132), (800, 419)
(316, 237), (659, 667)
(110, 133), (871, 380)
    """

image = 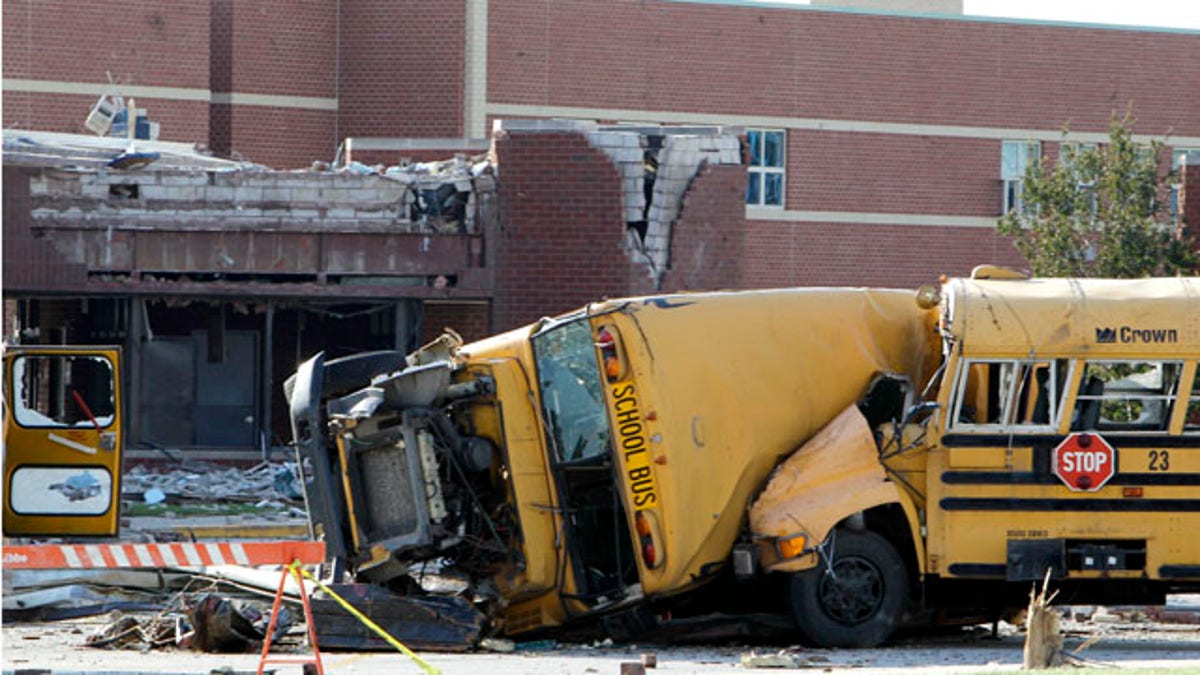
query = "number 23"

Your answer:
(1148, 450), (1170, 471)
